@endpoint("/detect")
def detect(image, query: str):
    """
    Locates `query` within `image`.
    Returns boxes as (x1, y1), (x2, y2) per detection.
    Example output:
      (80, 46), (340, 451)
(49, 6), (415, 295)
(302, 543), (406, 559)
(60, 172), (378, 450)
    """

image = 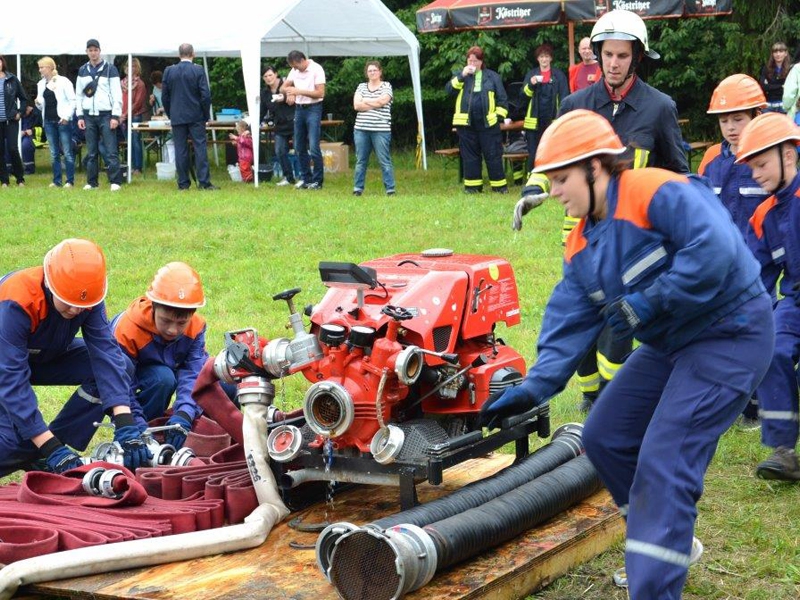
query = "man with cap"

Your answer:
(0, 239), (151, 477)
(75, 39), (123, 191)
(513, 9), (689, 414)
